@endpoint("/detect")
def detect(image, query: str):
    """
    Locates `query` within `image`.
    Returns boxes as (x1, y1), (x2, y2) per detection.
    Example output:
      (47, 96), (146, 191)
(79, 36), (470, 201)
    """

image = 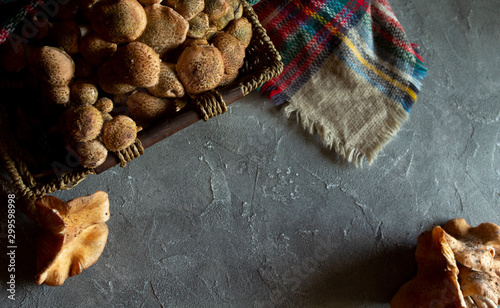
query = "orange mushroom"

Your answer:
(35, 191), (110, 286)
